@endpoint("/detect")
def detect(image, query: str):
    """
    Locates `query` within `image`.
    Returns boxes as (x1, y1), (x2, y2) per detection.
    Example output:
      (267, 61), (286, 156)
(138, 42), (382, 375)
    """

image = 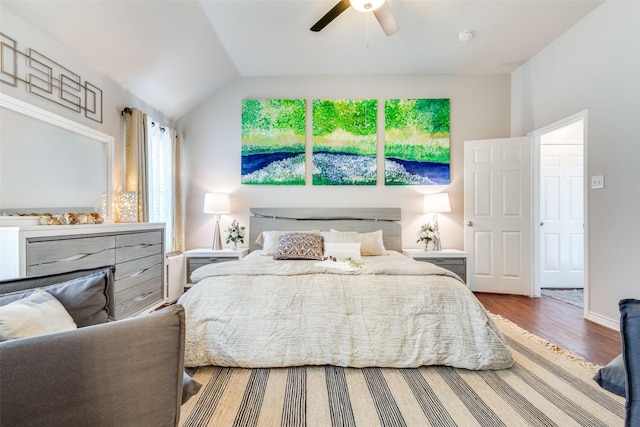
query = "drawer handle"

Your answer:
(123, 243), (156, 250)
(41, 252), (90, 265)
(134, 291), (155, 301)
(41, 248), (111, 265)
(123, 266), (154, 279)
(58, 253), (90, 262)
